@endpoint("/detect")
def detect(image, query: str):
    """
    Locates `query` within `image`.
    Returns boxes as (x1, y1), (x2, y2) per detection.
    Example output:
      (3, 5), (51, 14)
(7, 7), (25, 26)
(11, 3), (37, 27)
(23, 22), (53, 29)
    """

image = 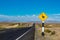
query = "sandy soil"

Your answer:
(35, 26), (60, 40)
